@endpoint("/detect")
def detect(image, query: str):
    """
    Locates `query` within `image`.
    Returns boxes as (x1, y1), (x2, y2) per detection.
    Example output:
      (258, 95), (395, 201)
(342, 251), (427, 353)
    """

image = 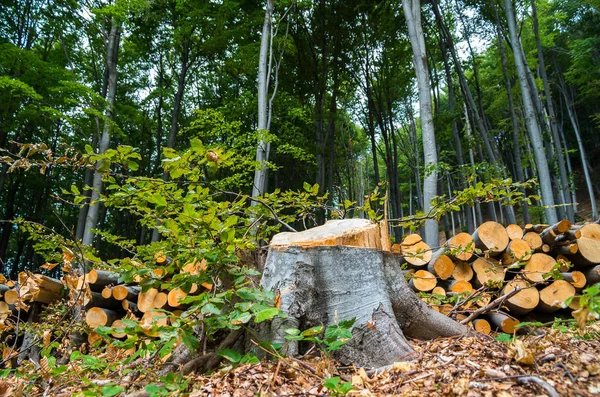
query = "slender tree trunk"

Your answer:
(252, 0), (274, 202)
(492, 0), (530, 224)
(504, 0), (557, 224)
(82, 20), (121, 247)
(403, 0), (438, 246)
